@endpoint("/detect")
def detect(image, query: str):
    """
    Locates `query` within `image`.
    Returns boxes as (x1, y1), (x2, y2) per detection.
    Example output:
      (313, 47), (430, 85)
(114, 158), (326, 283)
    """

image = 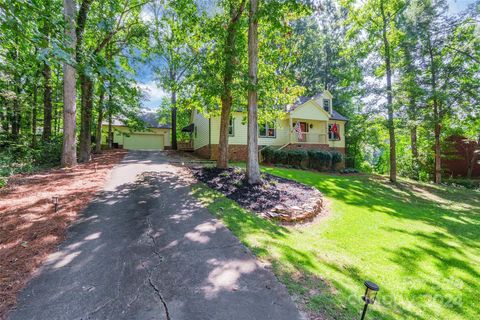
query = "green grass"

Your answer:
(191, 167), (480, 320)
